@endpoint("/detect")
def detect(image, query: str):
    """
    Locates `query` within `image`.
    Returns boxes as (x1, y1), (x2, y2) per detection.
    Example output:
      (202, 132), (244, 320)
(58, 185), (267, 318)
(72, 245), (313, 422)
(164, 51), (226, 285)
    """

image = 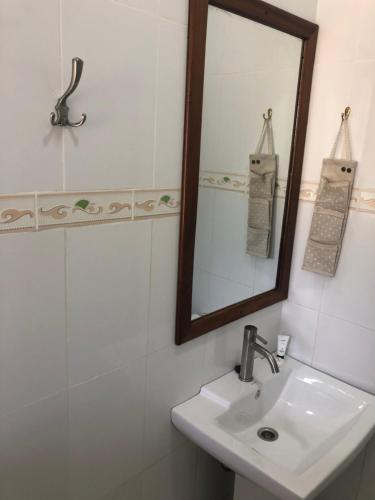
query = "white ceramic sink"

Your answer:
(172, 356), (375, 500)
